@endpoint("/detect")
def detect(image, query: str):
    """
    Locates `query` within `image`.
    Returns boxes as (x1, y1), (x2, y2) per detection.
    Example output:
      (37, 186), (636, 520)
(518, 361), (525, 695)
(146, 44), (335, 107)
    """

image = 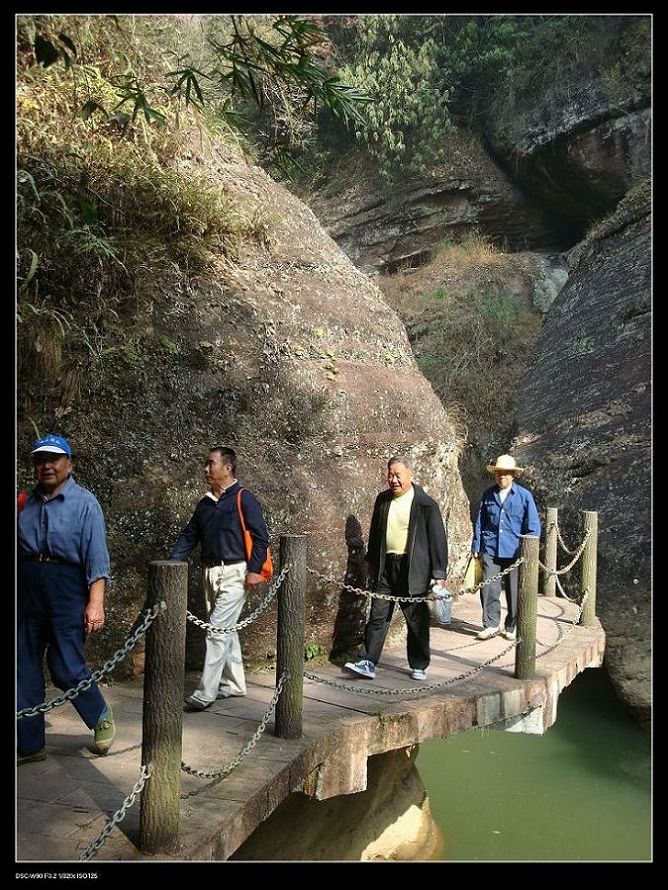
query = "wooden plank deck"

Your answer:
(16, 594), (605, 862)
